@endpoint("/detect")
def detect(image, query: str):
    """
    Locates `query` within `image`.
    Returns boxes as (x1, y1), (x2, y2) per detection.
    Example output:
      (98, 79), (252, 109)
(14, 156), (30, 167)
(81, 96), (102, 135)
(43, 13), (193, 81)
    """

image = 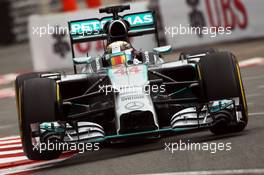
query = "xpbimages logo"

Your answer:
(164, 140), (232, 154)
(32, 141), (100, 154)
(98, 84), (166, 95)
(164, 24), (232, 38)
